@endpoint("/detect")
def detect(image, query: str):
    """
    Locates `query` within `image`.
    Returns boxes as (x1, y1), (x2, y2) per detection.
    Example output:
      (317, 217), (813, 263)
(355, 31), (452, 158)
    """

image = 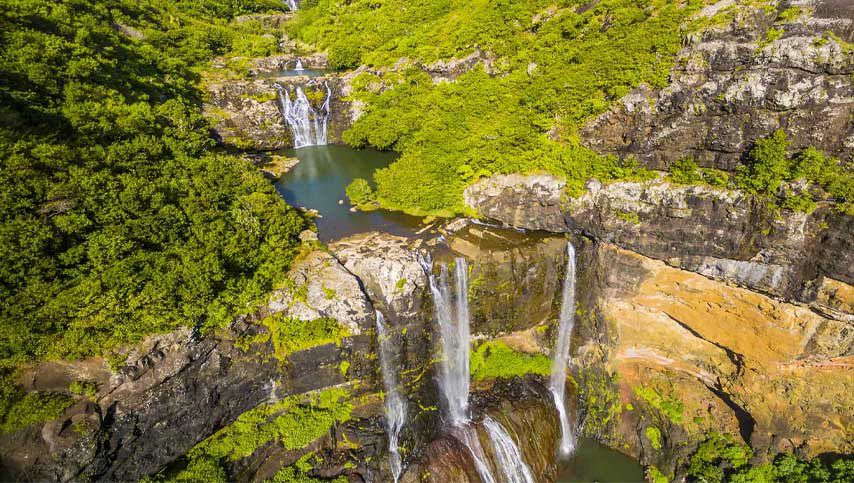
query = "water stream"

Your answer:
(420, 256), (471, 426)
(285, 0), (298, 12)
(274, 82), (331, 148)
(452, 425), (497, 483)
(483, 417), (535, 483)
(375, 310), (406, 482)
(550, 242), (577, 455)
